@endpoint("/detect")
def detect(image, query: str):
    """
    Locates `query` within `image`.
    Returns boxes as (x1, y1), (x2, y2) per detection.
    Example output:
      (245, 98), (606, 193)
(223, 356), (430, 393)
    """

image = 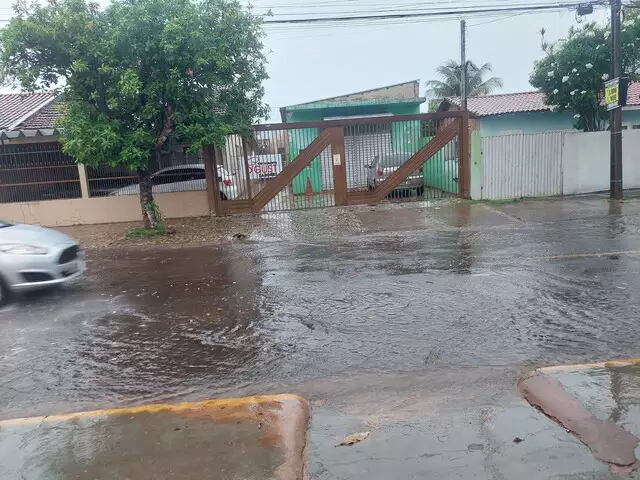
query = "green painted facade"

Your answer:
(283, 99), (425, 193)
